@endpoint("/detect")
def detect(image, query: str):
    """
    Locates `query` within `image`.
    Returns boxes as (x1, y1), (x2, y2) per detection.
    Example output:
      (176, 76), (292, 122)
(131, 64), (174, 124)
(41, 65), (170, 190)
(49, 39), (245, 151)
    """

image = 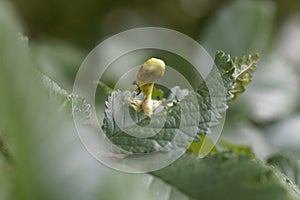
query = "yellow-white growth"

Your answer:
(131, 58), (166, 117)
